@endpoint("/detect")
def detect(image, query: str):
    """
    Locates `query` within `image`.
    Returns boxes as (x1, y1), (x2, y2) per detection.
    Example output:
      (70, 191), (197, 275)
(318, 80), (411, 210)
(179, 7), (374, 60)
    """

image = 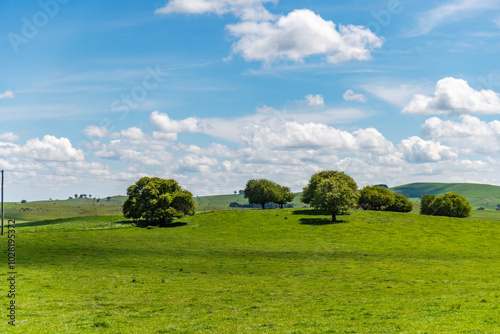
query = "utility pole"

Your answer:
(1, 170), (4, 236)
